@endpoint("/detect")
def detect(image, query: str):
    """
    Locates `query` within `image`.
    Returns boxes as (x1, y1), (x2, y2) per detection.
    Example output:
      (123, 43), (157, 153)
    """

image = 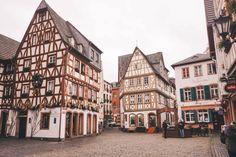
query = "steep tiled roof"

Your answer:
(172, 53), (211, 68)
(36, 0), (102, 69)
(118, 49), (167, 82)
(0, 34), (19, 60)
